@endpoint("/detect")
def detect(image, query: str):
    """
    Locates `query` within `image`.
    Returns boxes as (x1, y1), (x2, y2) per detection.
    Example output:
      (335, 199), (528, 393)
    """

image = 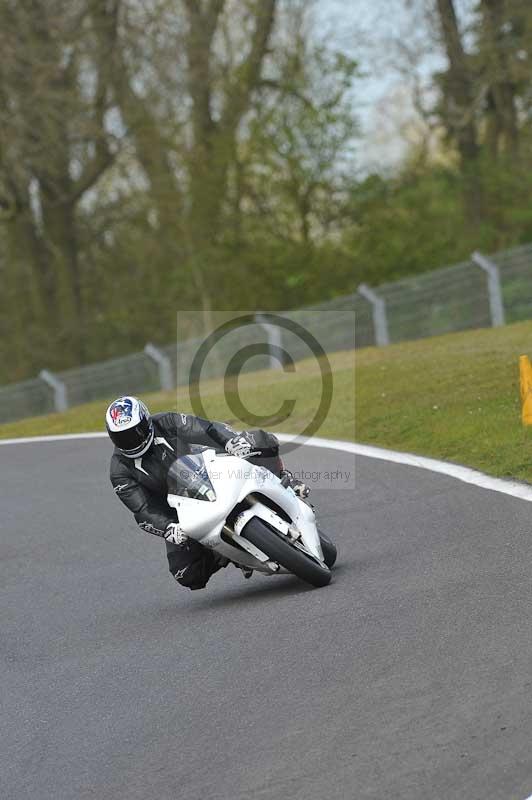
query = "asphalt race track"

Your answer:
(2, 437), (532, 800)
